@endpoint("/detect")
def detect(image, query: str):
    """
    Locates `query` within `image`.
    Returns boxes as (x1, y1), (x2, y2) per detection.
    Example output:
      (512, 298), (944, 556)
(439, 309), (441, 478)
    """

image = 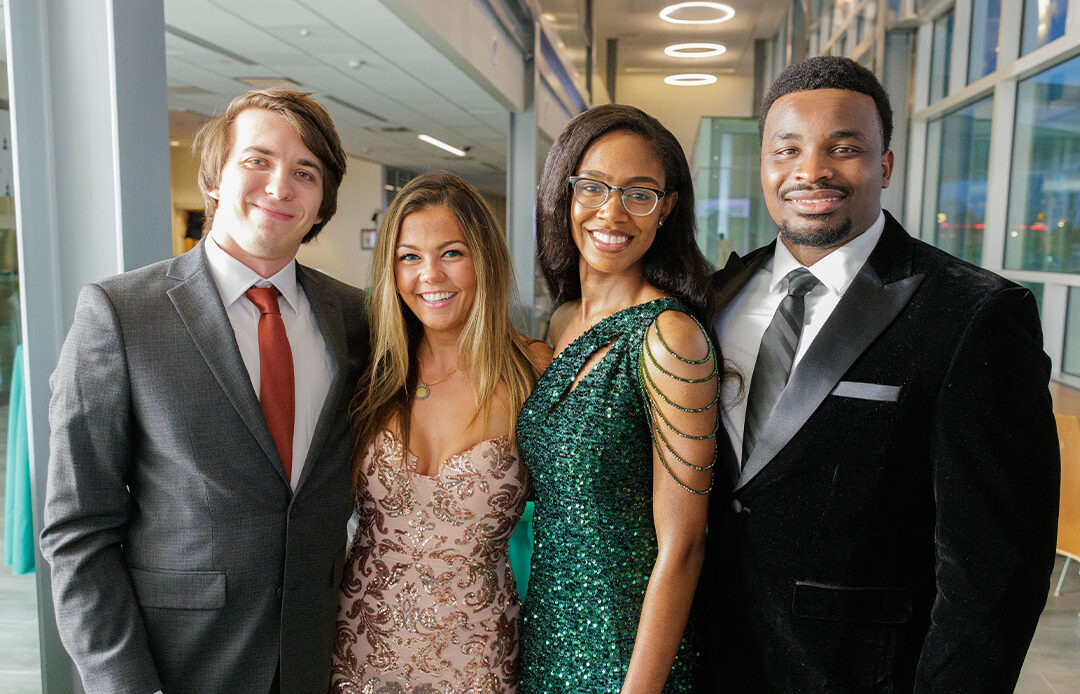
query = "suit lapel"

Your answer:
(166, 244), (285, 476)
(294, 266), (349, 492)
(711, 245), (773, 315)
(736, 215), (925, 491)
